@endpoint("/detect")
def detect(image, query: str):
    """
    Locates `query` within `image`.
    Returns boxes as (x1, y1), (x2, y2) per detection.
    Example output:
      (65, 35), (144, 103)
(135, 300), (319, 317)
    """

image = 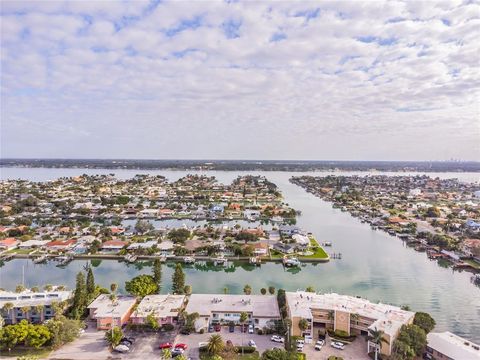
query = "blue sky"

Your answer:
(1, 0), (479, 160)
